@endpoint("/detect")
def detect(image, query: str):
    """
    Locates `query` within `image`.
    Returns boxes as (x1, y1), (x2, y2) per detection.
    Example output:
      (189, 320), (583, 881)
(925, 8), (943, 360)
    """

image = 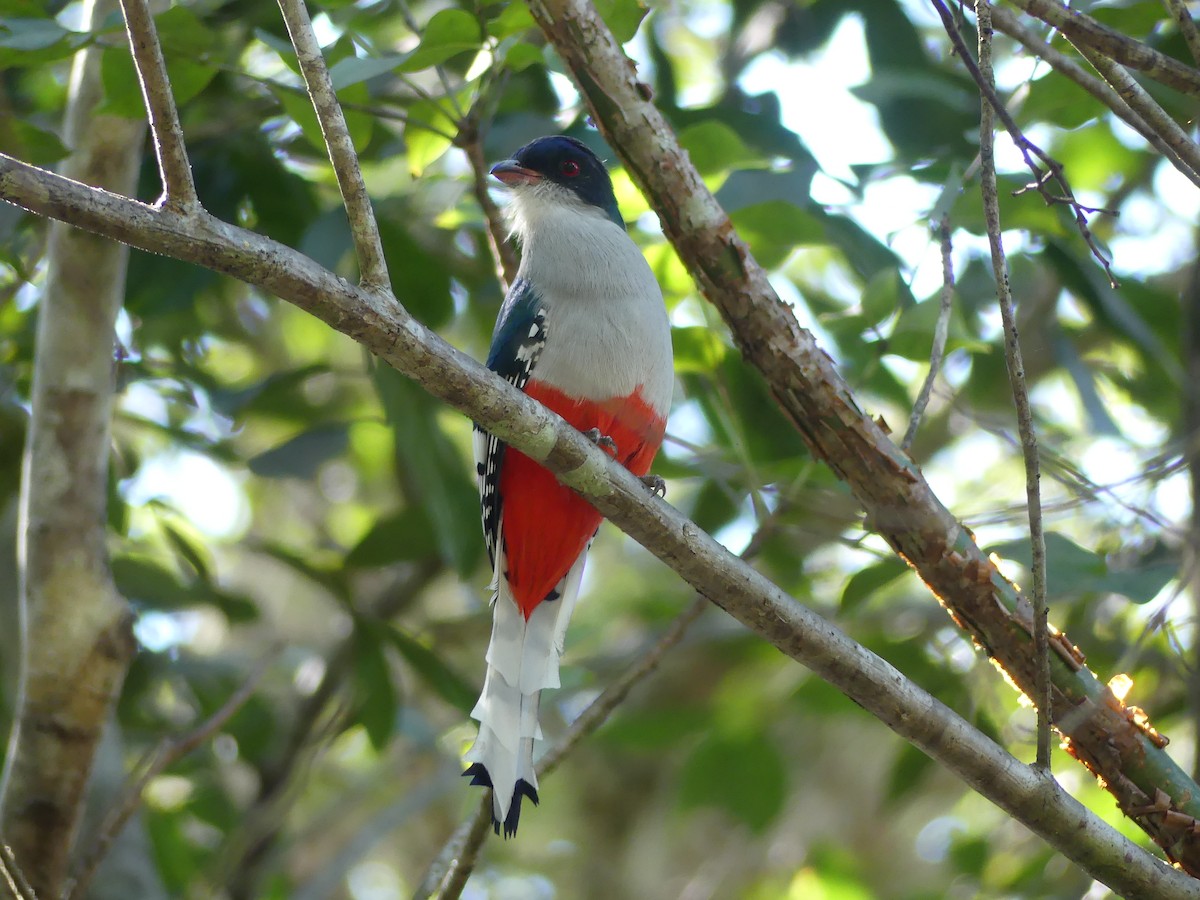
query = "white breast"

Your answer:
(509, 195), (673, 416)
